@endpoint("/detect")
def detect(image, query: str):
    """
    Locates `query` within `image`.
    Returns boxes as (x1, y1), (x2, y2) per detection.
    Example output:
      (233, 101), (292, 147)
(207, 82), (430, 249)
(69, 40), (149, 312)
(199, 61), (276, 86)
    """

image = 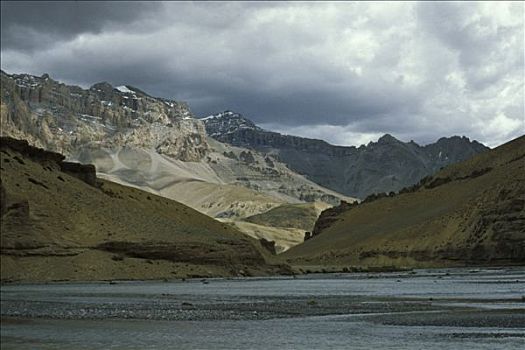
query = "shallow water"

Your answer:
(2, 267), (524, 349)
